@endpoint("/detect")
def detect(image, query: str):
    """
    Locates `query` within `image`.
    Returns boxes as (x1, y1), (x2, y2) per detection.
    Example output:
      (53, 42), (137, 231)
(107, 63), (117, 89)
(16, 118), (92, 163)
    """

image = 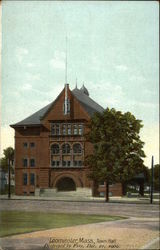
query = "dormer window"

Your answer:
(63, 99), (70, 115)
